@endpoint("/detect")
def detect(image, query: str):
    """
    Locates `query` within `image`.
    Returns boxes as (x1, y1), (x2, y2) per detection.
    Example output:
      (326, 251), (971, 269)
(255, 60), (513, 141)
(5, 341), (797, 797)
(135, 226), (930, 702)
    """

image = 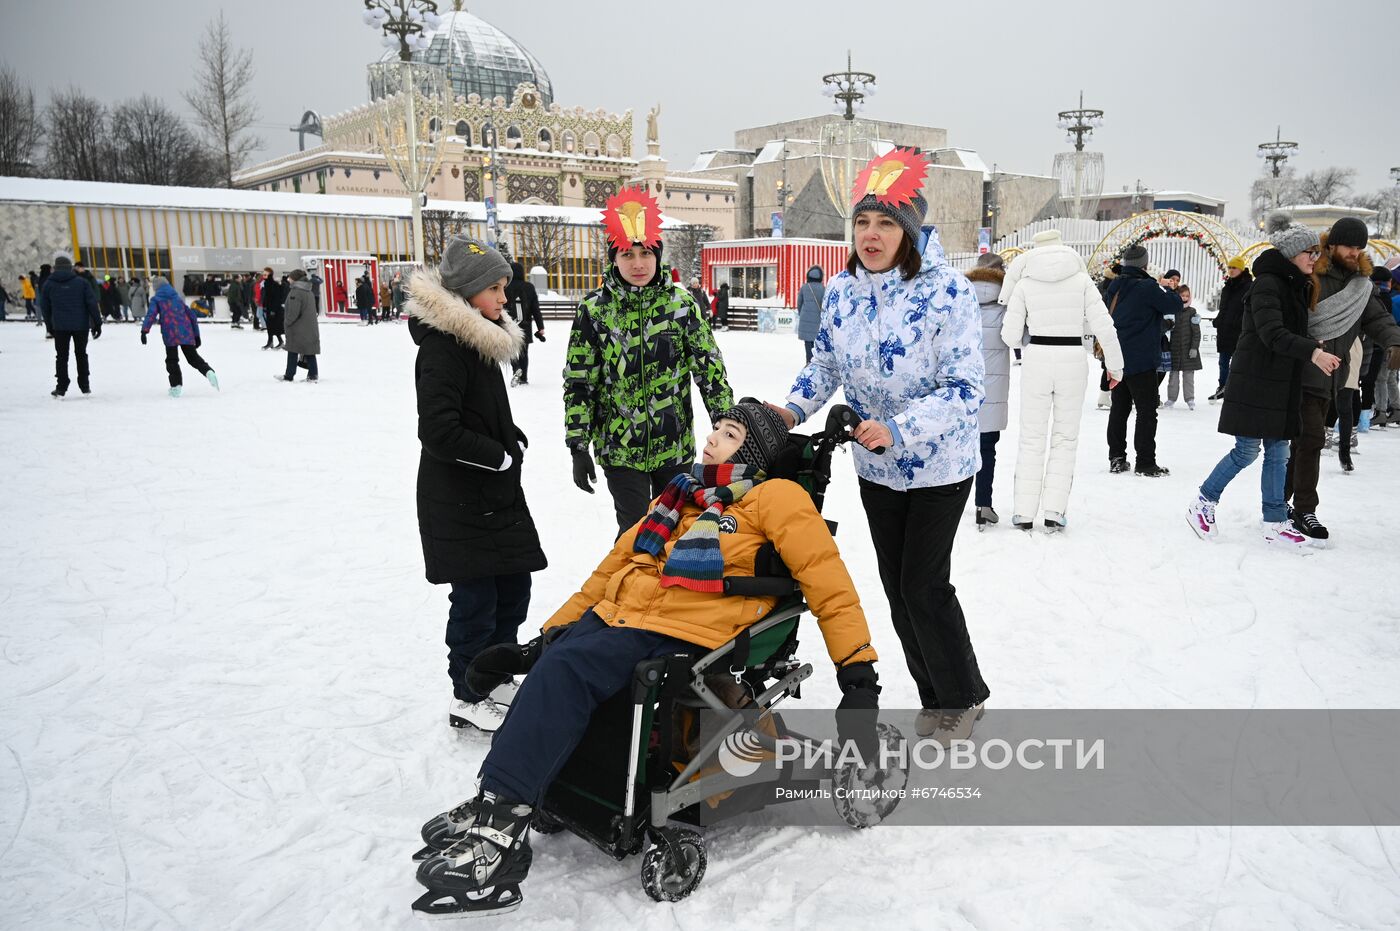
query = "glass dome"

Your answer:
(377, 10), (553, 107)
